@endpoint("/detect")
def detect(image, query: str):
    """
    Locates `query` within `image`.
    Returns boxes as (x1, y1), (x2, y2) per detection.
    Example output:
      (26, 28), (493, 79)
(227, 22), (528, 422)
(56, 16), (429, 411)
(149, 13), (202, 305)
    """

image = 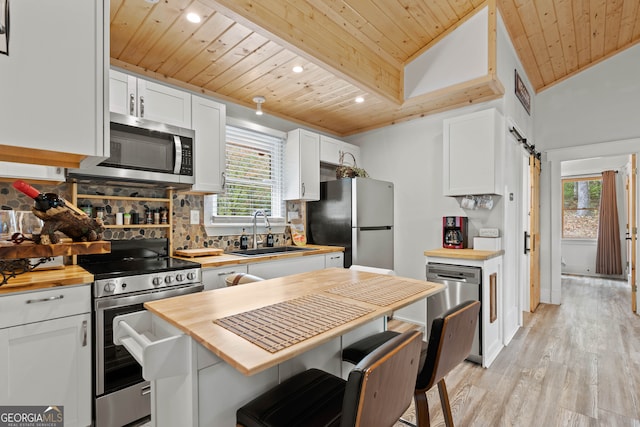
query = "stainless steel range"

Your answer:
(78, 239), (202, 427)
